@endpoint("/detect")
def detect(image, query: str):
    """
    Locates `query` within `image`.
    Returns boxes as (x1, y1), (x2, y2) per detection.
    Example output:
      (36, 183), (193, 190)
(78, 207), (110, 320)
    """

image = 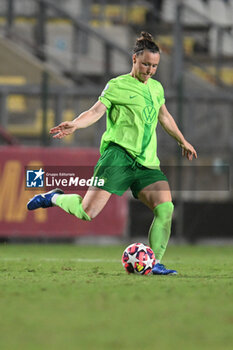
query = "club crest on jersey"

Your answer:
(142, 105), (157, 124)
